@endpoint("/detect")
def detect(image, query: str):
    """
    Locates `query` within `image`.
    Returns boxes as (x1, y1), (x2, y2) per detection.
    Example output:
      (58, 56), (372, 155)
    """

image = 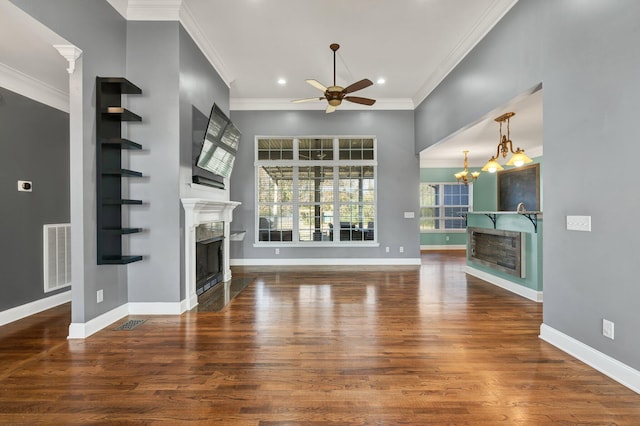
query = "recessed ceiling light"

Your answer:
(376, 78), (386, 85)
(277, 78), (287, 85)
